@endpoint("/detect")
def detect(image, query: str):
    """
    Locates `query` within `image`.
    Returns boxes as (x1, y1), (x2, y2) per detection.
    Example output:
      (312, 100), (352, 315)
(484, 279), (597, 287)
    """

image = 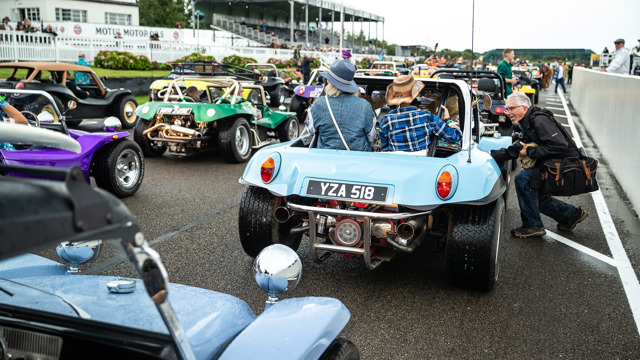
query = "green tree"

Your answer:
(138, 0), (191, 28)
